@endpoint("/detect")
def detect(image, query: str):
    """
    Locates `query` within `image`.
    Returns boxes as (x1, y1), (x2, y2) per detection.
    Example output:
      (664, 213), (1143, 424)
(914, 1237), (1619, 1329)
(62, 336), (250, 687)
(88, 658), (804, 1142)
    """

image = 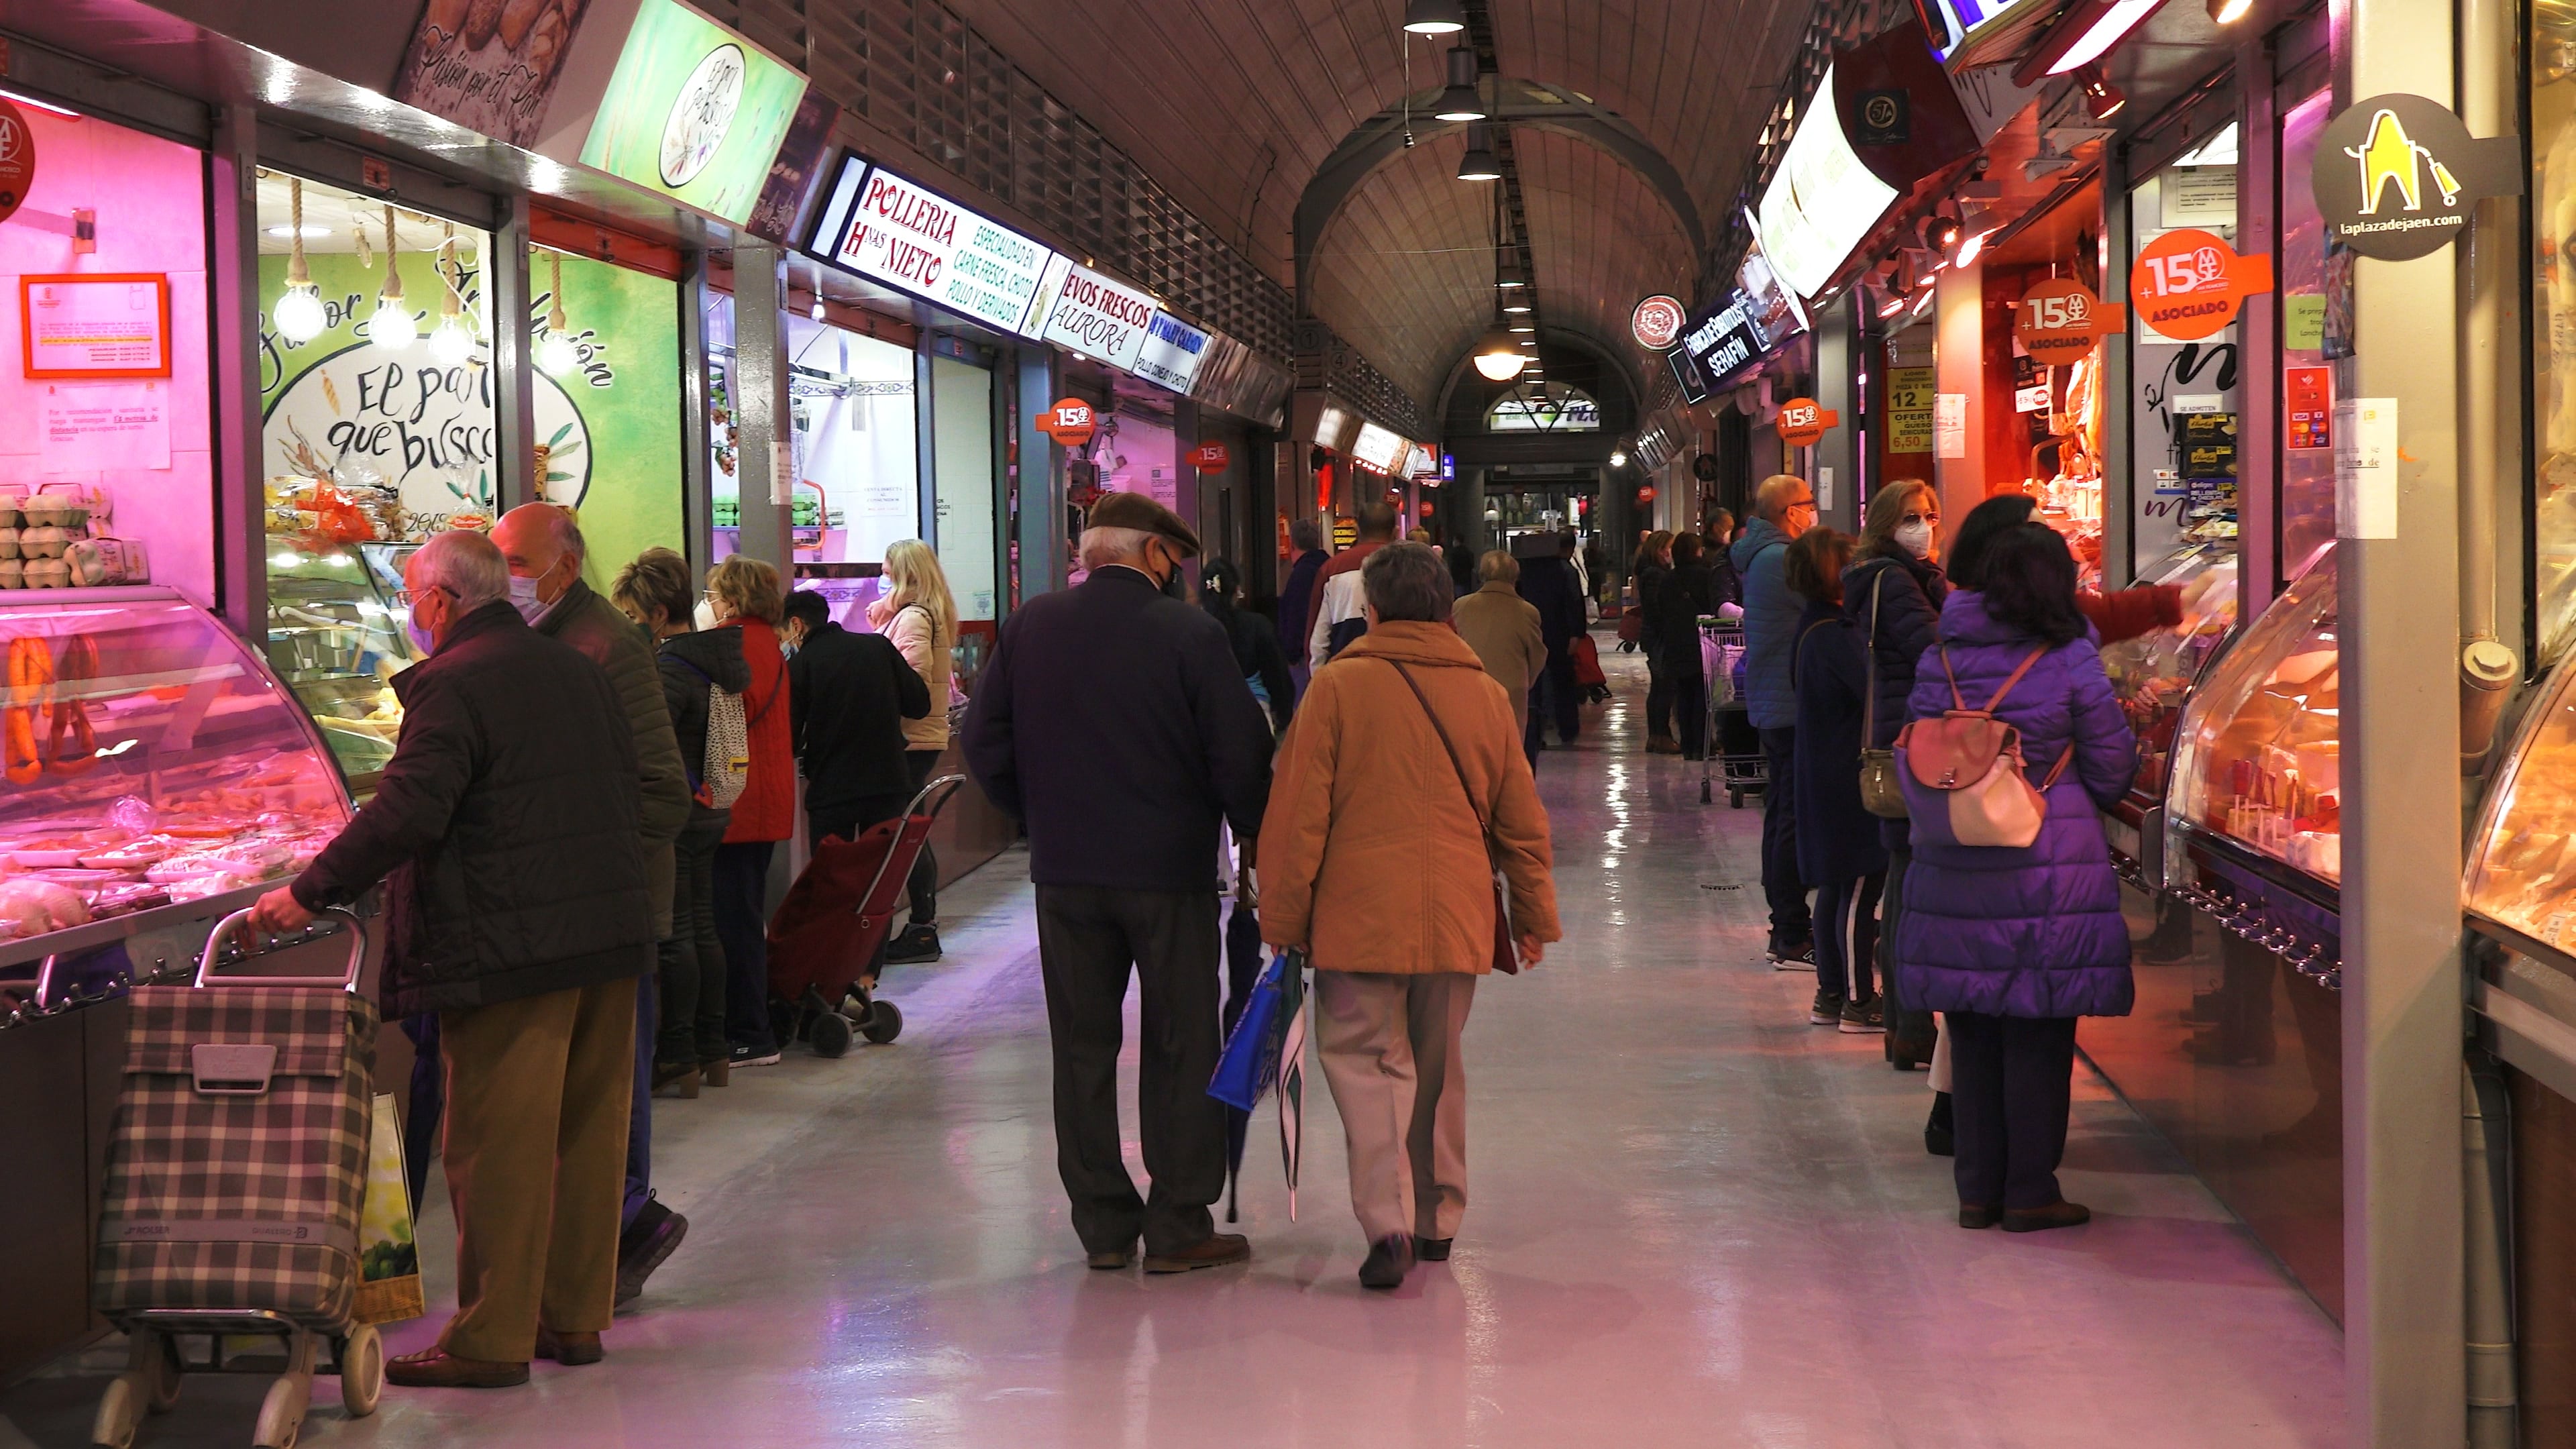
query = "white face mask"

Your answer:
(1895, 520), (1935, 559)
